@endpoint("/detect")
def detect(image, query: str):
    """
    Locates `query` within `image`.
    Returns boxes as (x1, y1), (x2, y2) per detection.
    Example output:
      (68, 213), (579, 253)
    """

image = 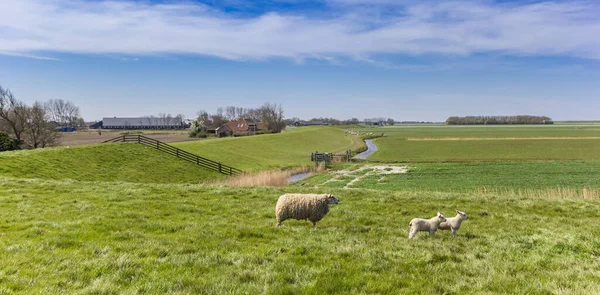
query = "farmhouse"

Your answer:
(216, 119), (267, 137)
(101, 117), (186, 129)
